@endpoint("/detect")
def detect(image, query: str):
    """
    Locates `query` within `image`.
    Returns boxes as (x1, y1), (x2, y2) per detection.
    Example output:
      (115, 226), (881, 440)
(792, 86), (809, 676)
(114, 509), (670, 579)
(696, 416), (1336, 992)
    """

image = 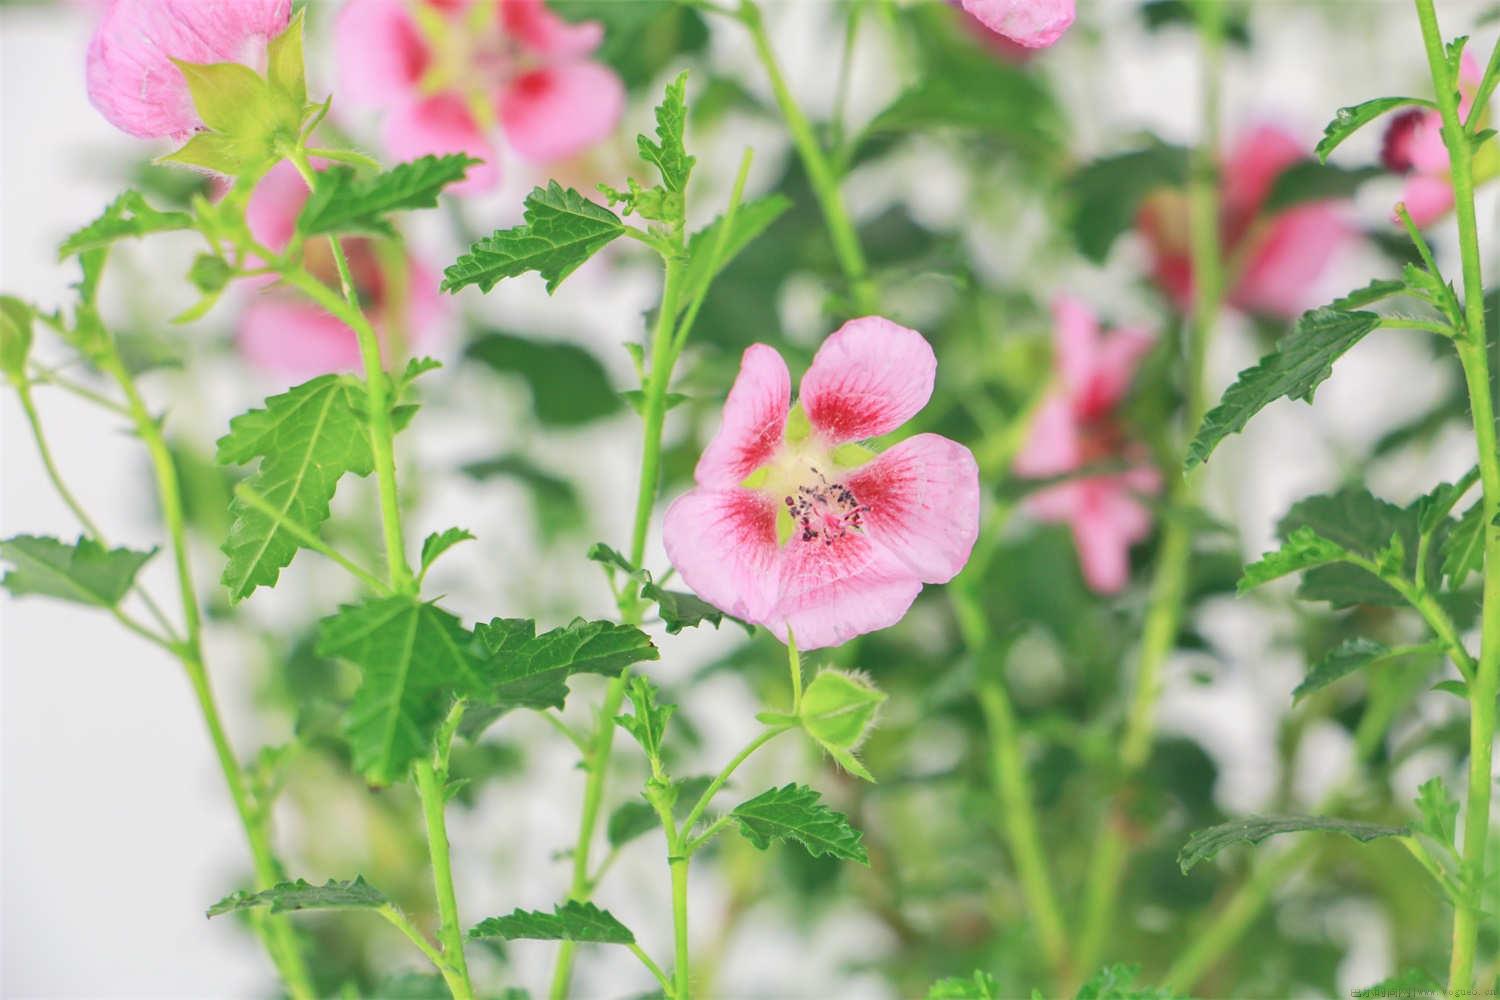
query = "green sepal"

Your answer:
(784, 403), (811, 443)
(266, 8), (307, 108)
(799, 669), (885, 773)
